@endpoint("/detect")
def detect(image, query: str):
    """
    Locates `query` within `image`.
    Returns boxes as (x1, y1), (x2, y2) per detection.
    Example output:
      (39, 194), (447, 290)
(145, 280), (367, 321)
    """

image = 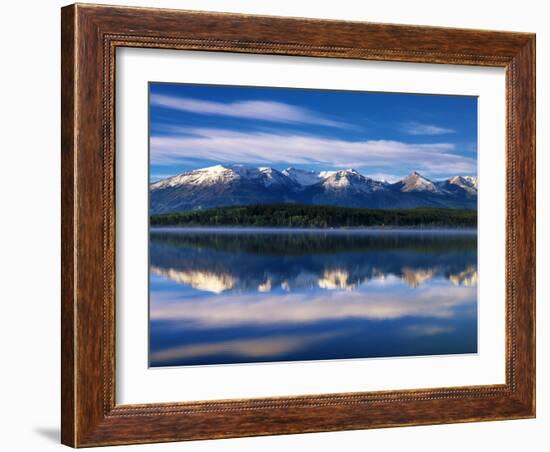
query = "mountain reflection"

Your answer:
(150, 229), (477, 293)
(149, 229), (478, 367)
(151, 267), (238, 293)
